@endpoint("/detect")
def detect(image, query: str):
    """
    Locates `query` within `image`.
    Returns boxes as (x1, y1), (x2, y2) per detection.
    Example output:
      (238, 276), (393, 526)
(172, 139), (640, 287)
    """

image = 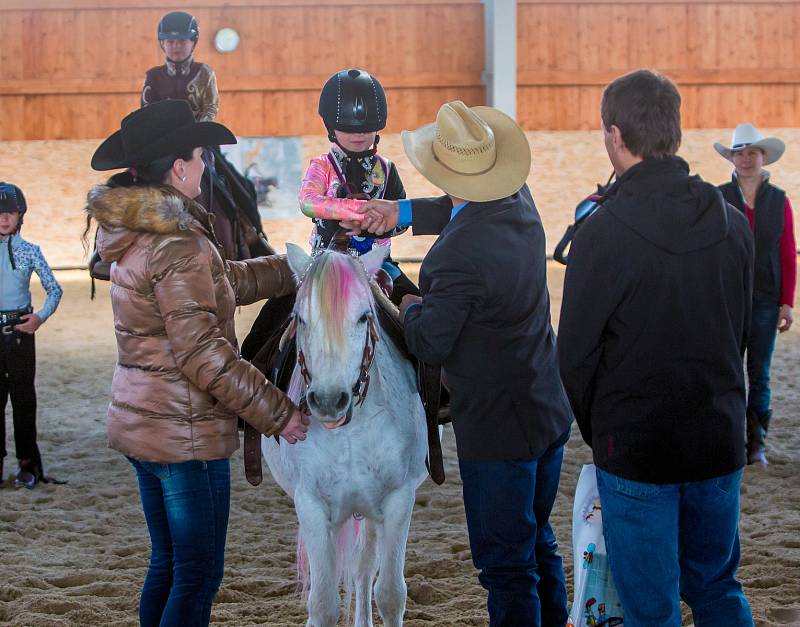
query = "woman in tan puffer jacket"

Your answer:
(86, 100), (309, 627)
